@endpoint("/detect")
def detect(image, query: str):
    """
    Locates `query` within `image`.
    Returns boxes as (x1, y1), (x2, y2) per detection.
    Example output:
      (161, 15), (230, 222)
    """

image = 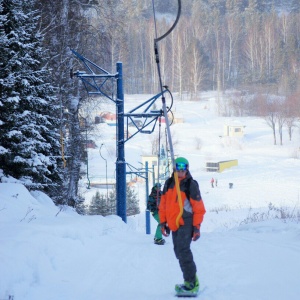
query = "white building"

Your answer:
(223, 123), (245, 137)
(141, 146), (172, 187)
